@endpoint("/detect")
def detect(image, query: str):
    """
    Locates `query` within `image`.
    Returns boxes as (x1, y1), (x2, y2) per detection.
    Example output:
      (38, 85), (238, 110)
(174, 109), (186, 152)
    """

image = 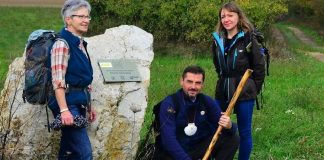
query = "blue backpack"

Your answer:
(22, 30), (65, 105)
